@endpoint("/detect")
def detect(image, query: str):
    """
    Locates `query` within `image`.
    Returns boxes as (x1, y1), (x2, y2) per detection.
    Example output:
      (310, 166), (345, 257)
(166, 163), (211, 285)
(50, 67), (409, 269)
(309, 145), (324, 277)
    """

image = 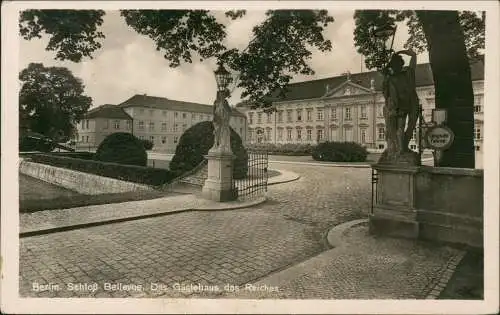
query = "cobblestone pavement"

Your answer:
(19, 163), (372, 298)
(221, 222), (464, 299)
